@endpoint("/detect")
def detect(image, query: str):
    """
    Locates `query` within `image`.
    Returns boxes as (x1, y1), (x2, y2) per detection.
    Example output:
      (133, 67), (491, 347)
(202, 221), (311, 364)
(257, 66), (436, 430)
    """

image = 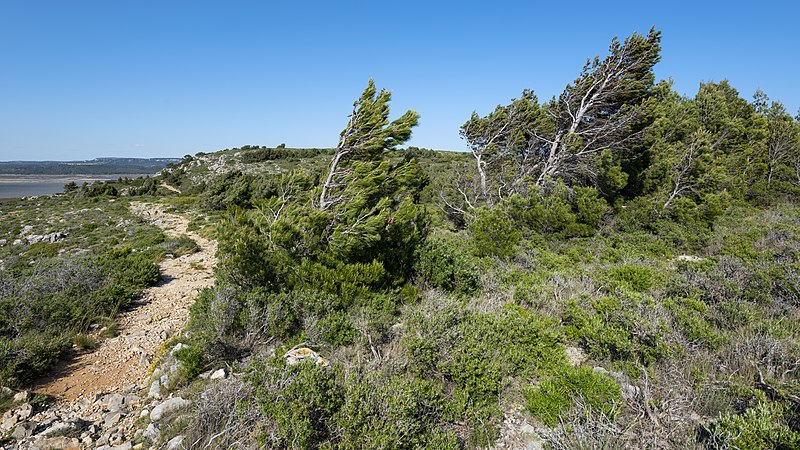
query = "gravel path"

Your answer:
(32, 202), (217, 402)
